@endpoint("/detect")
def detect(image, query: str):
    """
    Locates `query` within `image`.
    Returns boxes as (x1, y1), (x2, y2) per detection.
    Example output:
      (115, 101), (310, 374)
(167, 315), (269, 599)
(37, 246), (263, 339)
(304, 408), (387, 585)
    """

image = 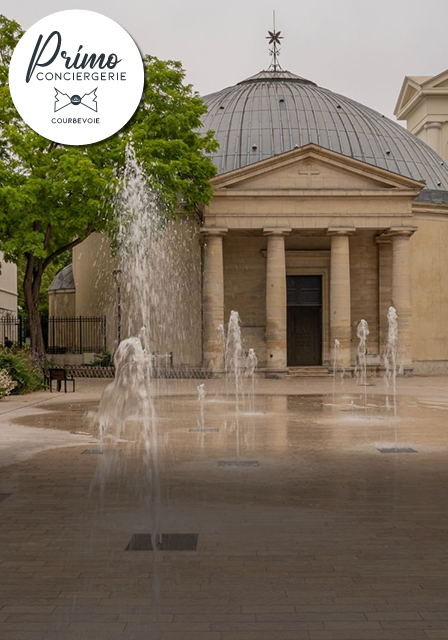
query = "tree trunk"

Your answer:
(26, 296), (45, 357)
(21, 229), (92, 357)
(23, 256), (46, 357)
